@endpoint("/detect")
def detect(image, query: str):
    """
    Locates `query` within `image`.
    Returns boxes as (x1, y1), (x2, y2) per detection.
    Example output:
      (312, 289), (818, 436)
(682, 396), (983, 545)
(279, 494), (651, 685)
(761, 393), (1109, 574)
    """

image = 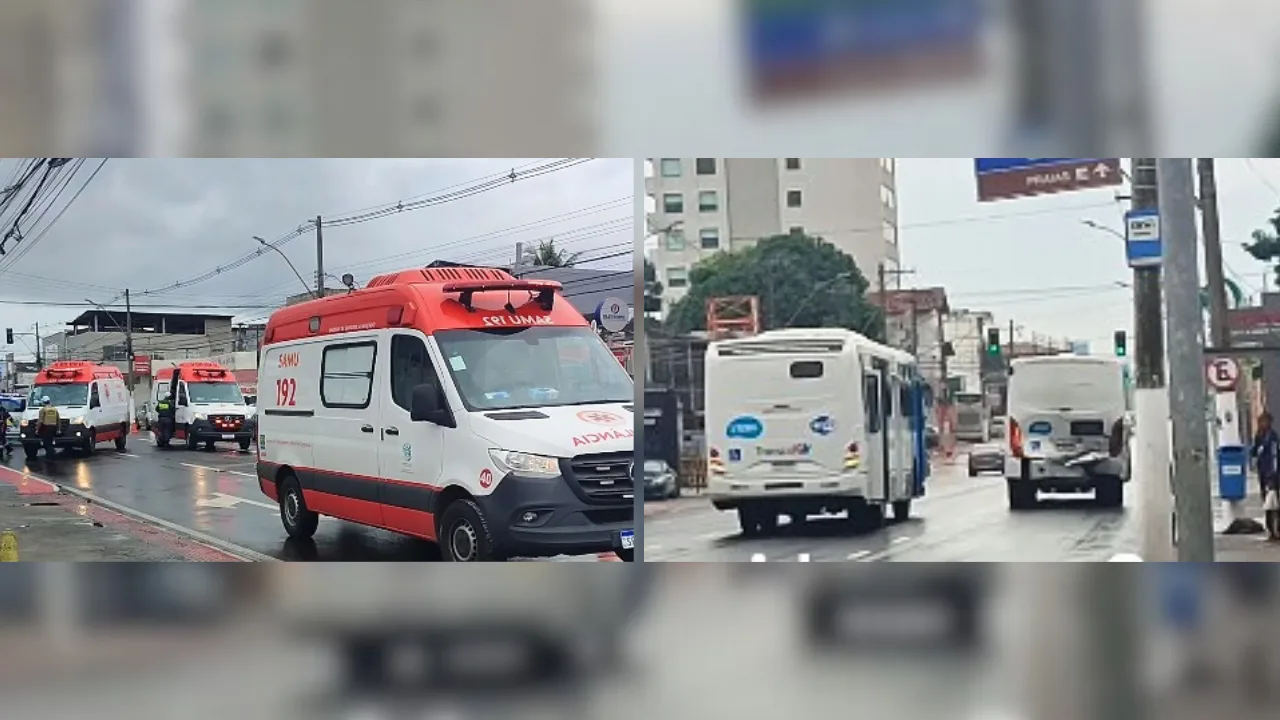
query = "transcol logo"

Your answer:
(726, 416), (764, 440)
